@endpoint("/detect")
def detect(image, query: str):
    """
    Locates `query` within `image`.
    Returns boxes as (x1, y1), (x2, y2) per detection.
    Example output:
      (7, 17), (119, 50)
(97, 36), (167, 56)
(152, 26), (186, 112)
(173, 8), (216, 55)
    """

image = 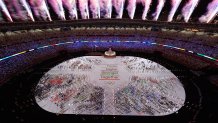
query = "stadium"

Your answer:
(0, 0), (217, 123)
